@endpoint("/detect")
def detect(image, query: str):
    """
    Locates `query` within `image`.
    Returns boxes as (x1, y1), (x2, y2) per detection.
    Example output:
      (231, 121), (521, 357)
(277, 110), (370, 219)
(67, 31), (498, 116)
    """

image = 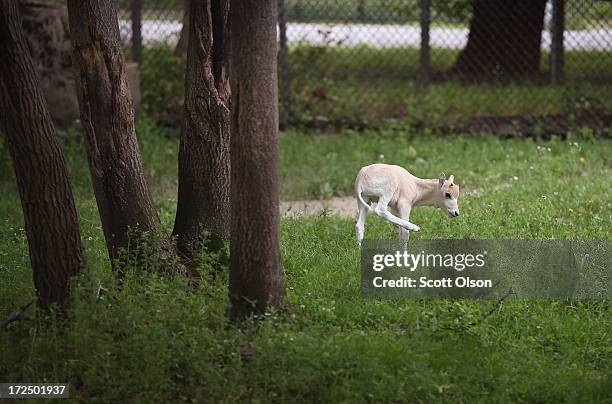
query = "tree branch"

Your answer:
(0, 301), (35, 330)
